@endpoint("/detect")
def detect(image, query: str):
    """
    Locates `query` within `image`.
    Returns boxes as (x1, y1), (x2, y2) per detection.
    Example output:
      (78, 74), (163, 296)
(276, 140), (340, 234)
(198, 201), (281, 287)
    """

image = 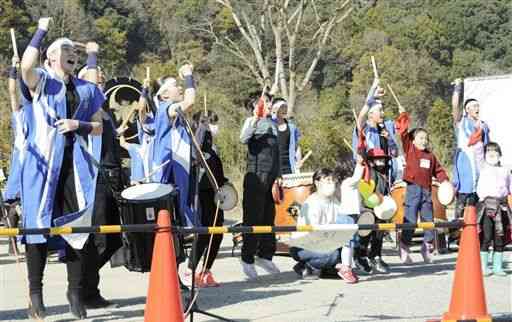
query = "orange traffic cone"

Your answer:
(144, 210), (184, 322)
(429, 206), (492, 322)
